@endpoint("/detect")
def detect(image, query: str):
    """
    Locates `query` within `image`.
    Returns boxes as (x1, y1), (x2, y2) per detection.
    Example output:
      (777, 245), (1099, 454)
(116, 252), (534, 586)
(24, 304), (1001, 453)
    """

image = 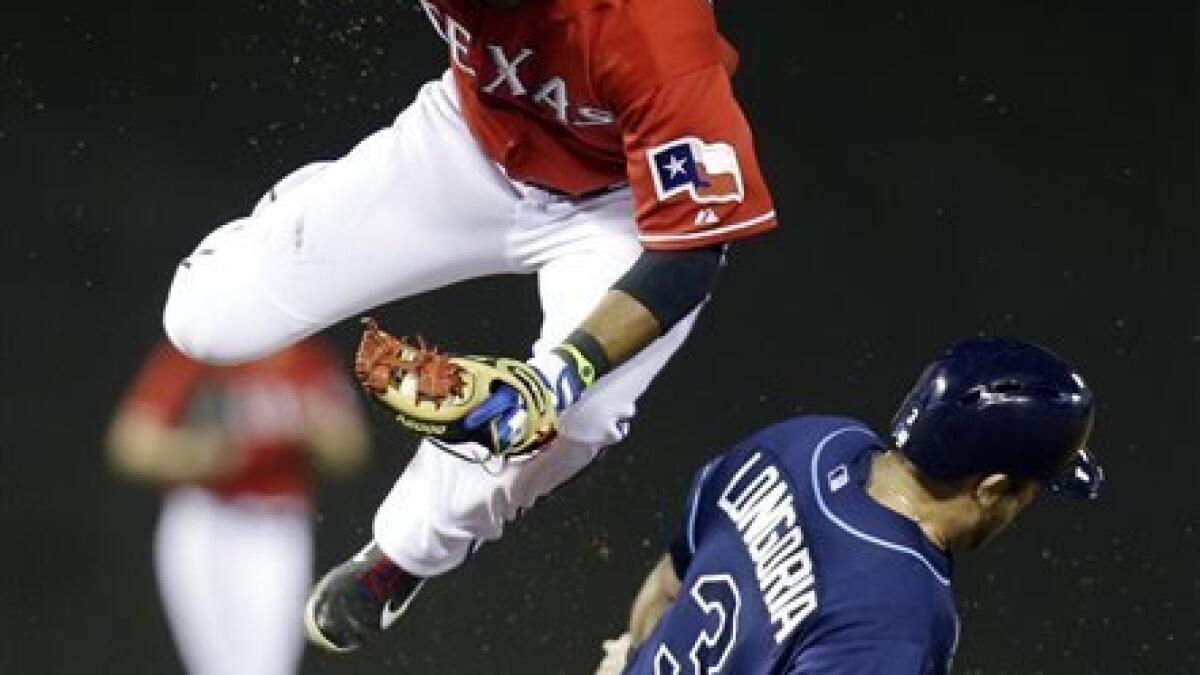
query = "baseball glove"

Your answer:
(354, 318), (558, 463)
